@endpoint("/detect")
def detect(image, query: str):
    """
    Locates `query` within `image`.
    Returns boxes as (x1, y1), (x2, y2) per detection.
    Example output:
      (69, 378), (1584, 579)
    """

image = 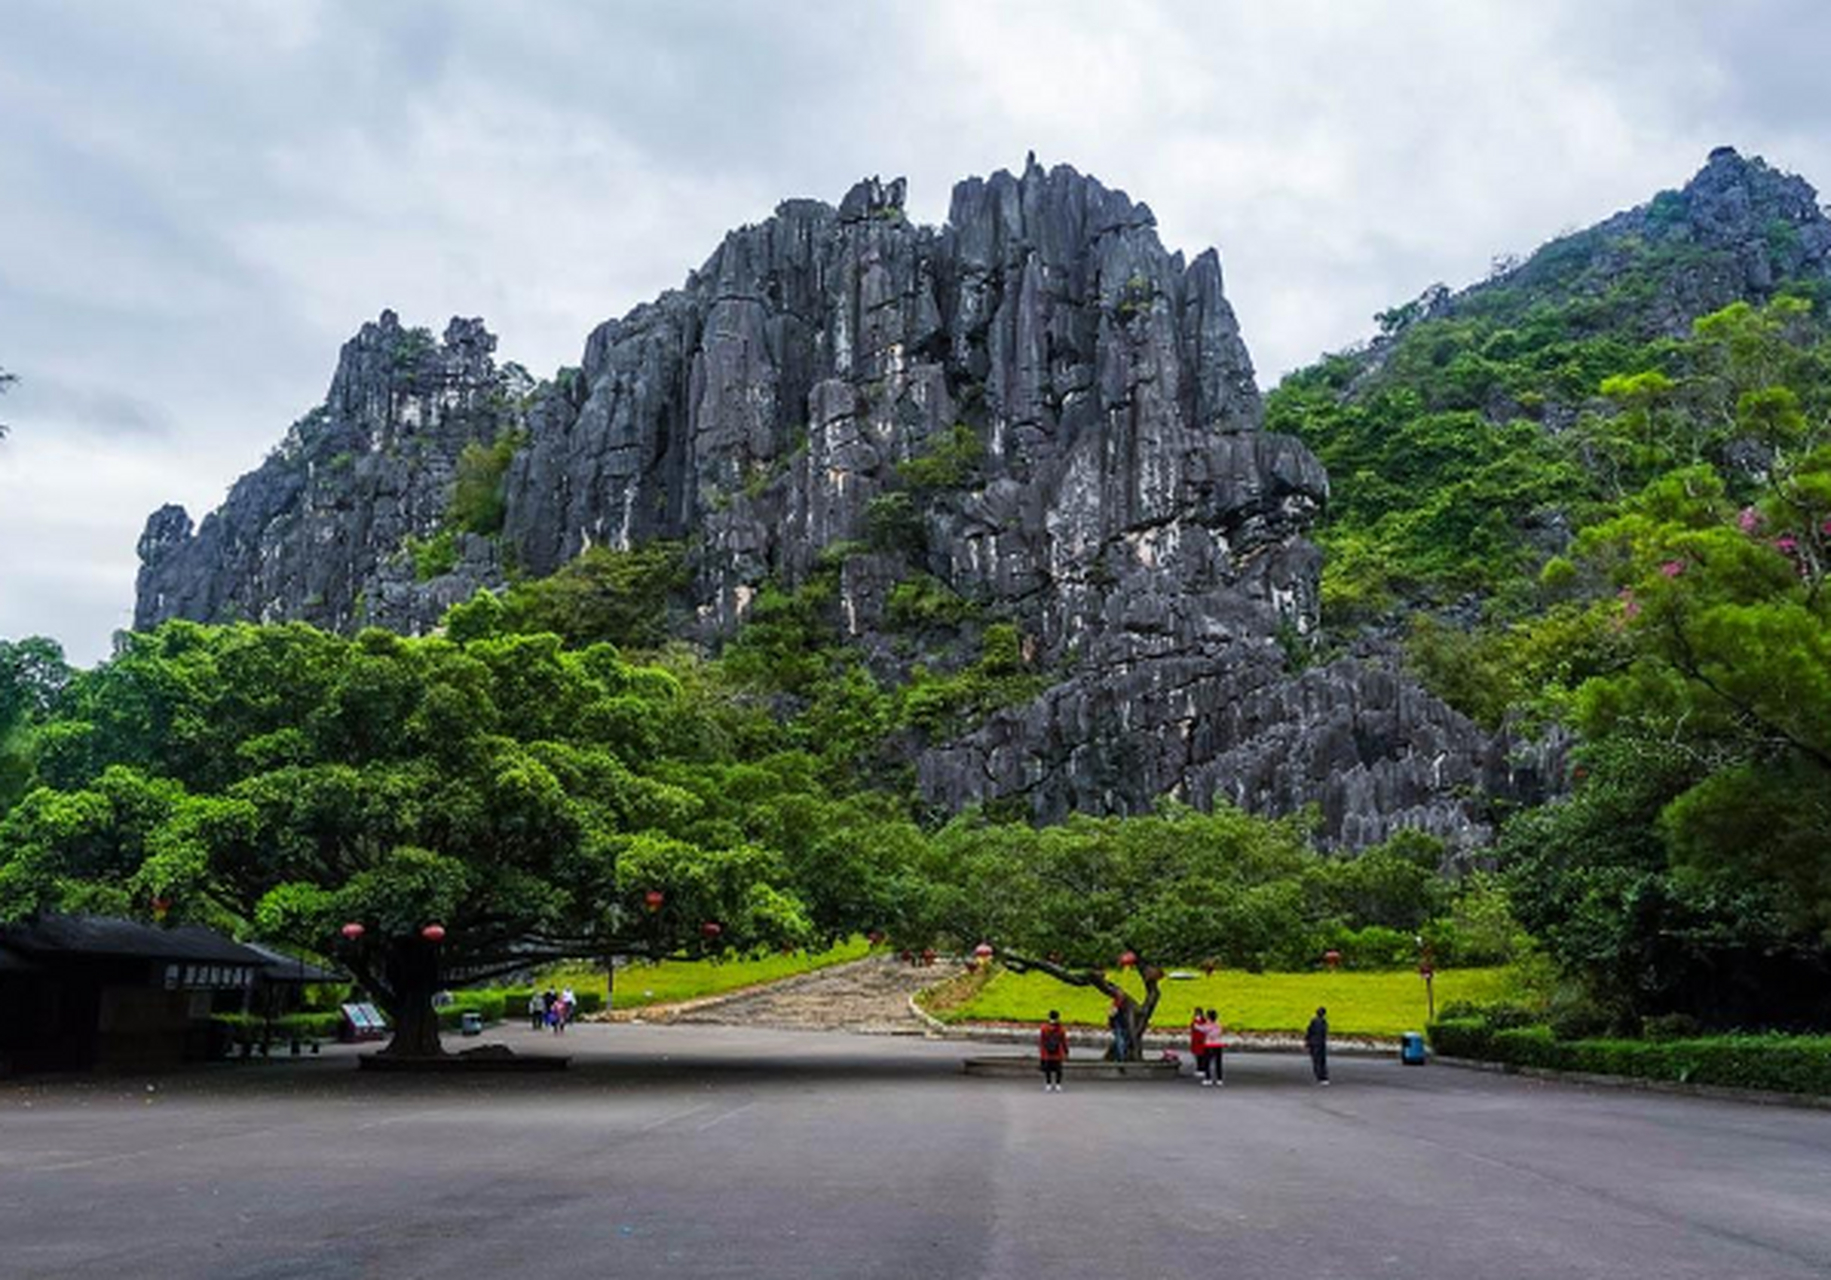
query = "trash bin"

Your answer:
(1400, 1031), (1427, 1065)
(460, 1011), (483, 1037)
